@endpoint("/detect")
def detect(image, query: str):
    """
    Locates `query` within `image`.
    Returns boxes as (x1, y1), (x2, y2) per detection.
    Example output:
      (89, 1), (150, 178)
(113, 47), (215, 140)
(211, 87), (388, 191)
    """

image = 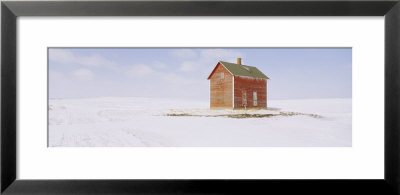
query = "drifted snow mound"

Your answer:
(49, 97), (351, 147)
